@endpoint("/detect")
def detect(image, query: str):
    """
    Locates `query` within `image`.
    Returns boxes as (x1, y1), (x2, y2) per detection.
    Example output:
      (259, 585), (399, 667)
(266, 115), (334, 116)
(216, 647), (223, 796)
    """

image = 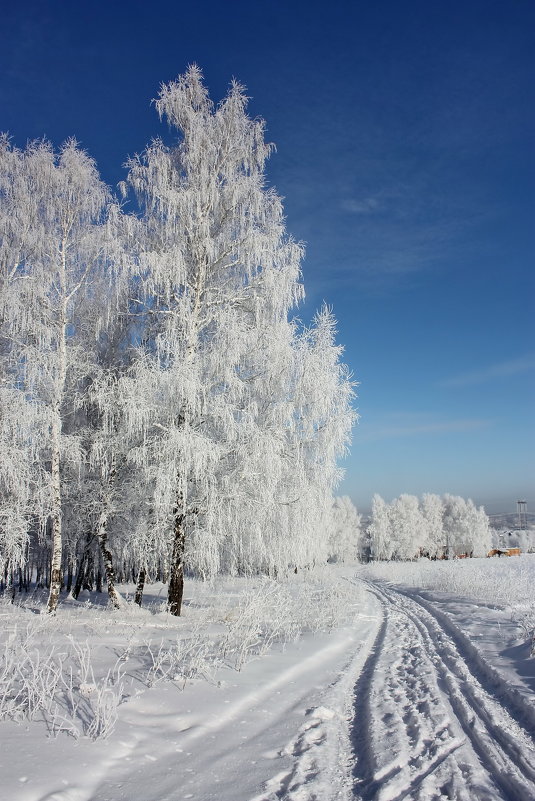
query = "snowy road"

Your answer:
(351, 580), (535, 801)
(5, 575), (535, 801)
(27, 608), (380, 801)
